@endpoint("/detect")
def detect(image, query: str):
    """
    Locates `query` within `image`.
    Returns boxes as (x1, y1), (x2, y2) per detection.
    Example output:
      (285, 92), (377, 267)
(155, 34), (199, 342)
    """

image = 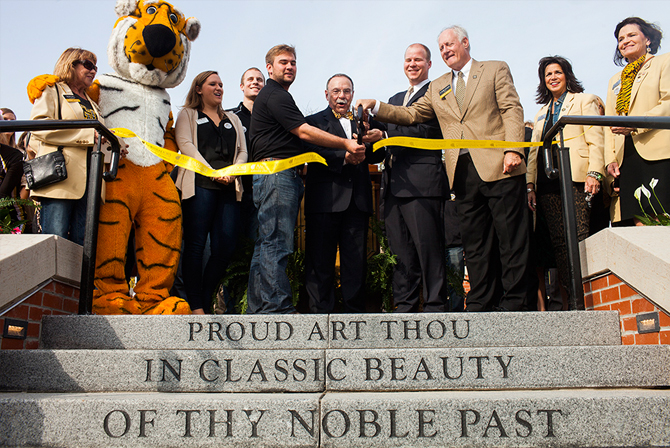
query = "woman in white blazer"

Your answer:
(174, 71), (247, 314)
(29, 48), (104, 245)
(527, 56), (605, 310)
(605, 17), (669, 225)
